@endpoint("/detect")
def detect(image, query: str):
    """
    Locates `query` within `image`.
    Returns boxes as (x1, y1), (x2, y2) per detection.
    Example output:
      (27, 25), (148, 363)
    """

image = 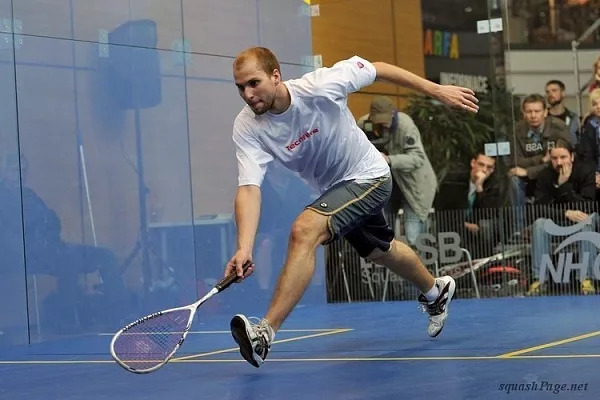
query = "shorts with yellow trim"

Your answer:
(306, 174), (394, 258)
